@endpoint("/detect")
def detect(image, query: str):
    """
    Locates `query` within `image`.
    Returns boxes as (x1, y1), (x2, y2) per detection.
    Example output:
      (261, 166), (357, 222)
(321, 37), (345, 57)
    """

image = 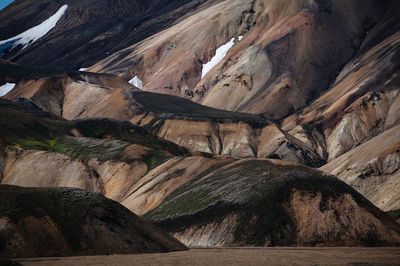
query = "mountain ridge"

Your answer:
(0, 0), (399, 255)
